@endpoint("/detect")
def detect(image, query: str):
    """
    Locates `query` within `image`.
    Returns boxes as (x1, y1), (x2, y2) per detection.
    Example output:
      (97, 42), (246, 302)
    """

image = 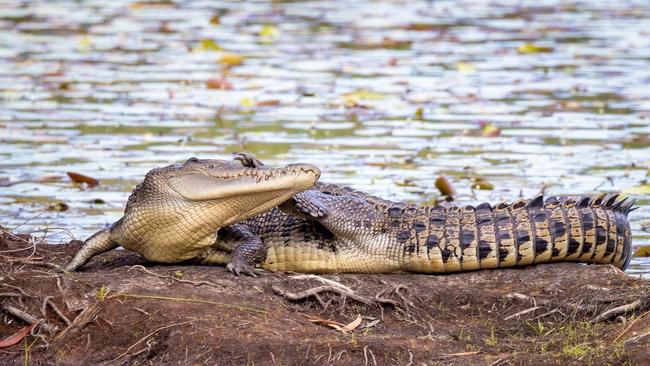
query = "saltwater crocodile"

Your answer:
(64, 157), (321, 274)
(66, 154), (636, 276)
